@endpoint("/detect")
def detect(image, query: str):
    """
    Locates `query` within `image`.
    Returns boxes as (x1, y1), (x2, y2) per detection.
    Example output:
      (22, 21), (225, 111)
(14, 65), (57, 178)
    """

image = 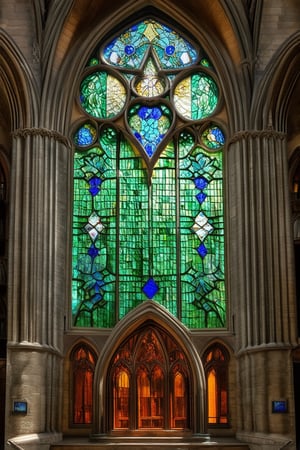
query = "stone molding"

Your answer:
(7, 341), (64, 358)
(228, 128), (286, 145)
(236, 342), (294, 358)
(12, 127), (71, 148)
